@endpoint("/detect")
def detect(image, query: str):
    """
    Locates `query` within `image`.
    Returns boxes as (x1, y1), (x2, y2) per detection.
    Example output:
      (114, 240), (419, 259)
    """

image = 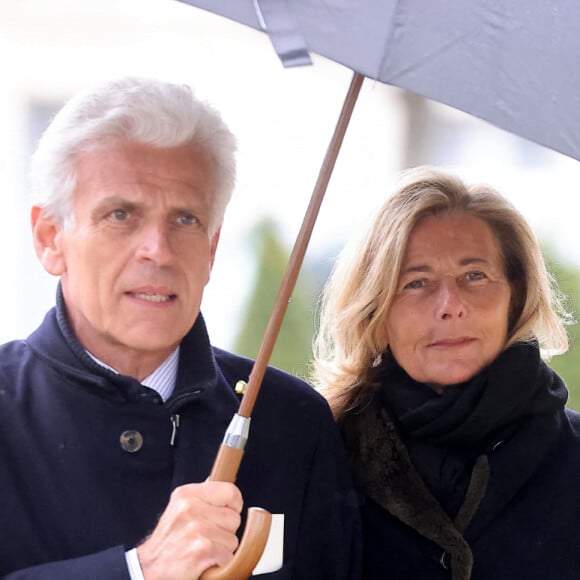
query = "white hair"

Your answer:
(30, 76), (237, 235)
